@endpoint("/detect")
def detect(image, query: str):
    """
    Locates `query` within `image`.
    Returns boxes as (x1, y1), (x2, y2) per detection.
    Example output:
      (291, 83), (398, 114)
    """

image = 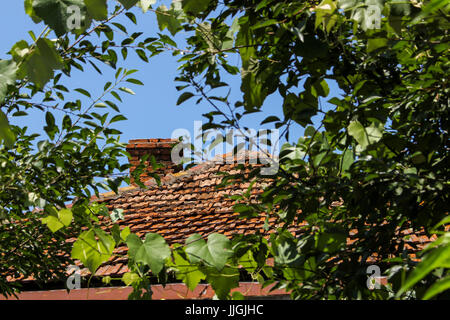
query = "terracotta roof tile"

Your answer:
(9, 154), (442, 284)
